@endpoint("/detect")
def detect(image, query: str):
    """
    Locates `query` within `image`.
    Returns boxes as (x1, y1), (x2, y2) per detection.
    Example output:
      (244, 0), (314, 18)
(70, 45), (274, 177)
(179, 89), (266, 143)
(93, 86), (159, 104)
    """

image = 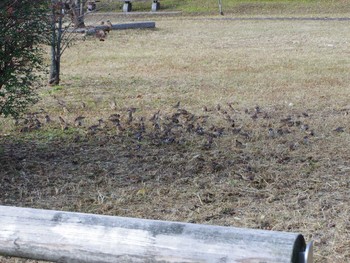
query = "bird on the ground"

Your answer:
(202, 135), (213, 150)
(74, 116), (85, 127)
(149, 110), (160, 122)
(88, 119), (104, 134)
(96, 29), (107, 41)
(108, 114), (120, 124)
(126, 109), (134, 124)
(45, 115), (51, 123)
(255, 106), (261, 114)
(334, 127), (345, 133)
(59, 116), (68, 130)
(300, 124), (309, 131)
(235, 139), (245, 149)
(105, 20), (113, 33)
